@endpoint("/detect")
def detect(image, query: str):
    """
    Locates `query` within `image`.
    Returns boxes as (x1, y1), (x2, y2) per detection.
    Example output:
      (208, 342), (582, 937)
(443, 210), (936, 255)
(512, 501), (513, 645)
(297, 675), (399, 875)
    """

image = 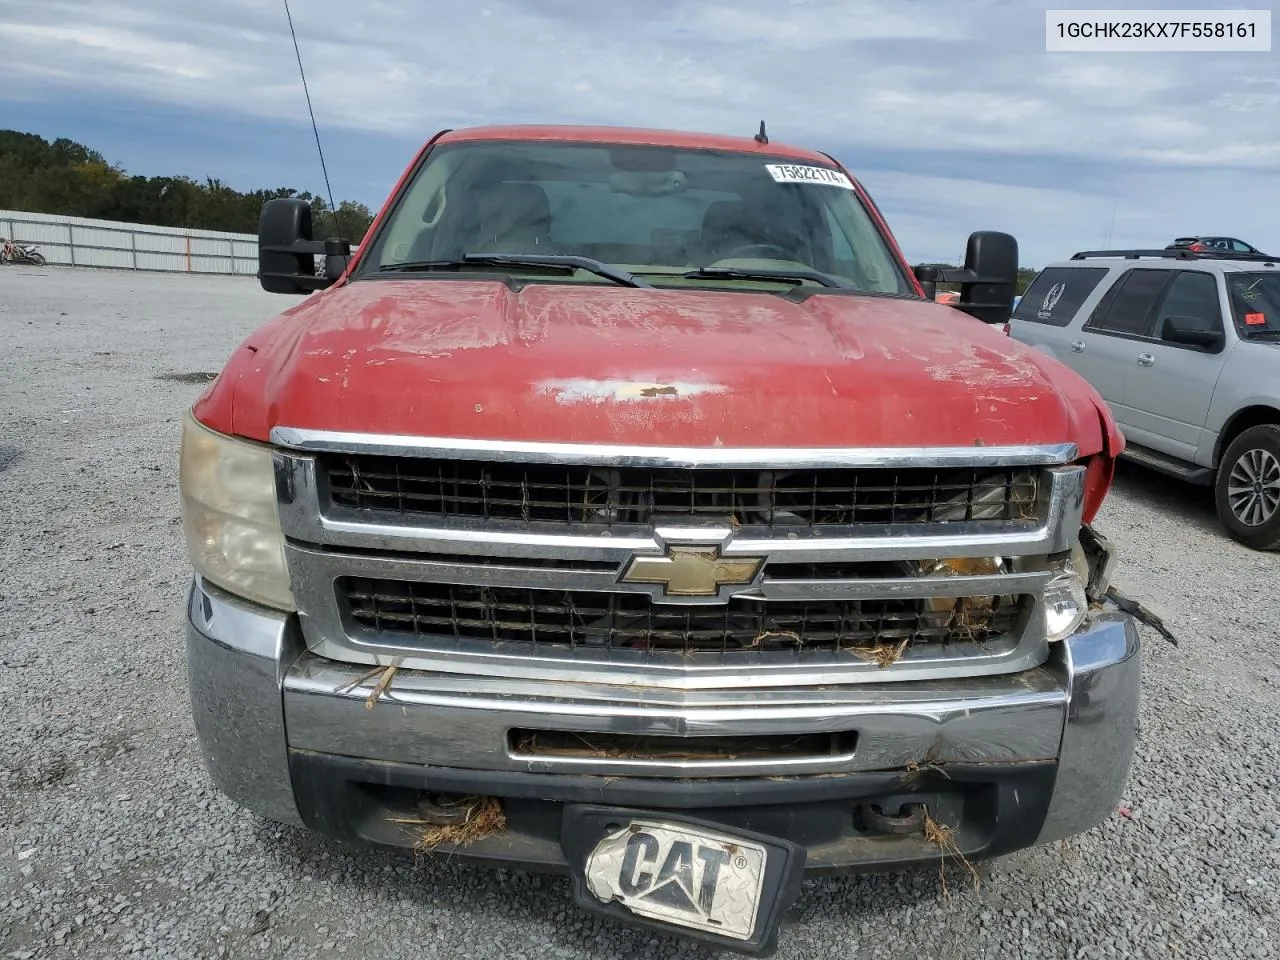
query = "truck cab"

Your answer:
(180, 125), (1140, 956)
